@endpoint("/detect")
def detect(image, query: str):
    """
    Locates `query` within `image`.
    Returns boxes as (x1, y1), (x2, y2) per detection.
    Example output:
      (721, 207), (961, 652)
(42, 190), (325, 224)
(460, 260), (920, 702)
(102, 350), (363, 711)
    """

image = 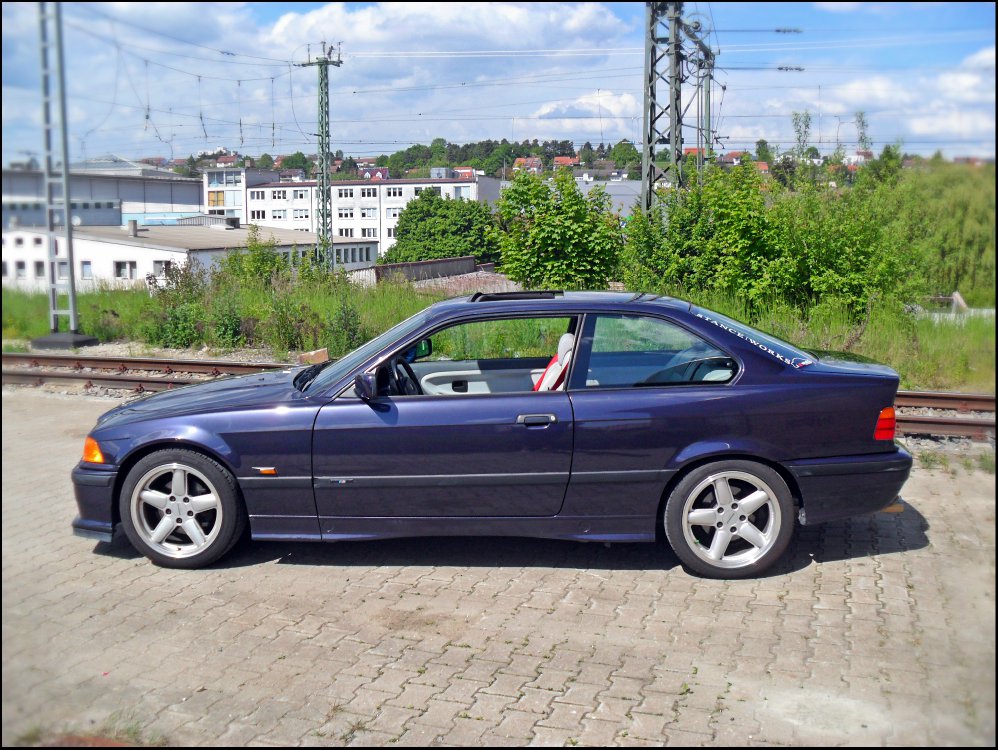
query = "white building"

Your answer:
(2, 225), (376, 292)
(202, 167), (279, 224)
(243, 175), (501, 256)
